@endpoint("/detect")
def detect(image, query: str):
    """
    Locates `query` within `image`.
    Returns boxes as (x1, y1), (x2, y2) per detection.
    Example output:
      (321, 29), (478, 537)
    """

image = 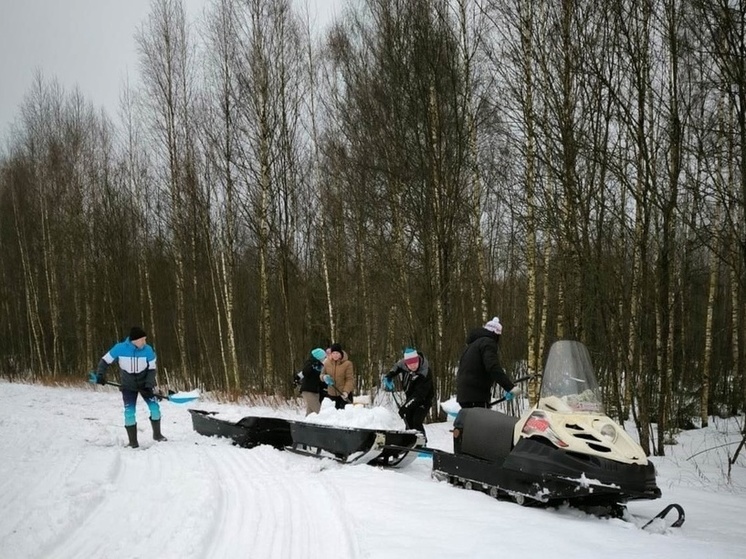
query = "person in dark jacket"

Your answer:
(456, 317), (519, 408)
(93, 326), (166, 448)
(383, 347), (435, 435)
(294, 347), (327, 415)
